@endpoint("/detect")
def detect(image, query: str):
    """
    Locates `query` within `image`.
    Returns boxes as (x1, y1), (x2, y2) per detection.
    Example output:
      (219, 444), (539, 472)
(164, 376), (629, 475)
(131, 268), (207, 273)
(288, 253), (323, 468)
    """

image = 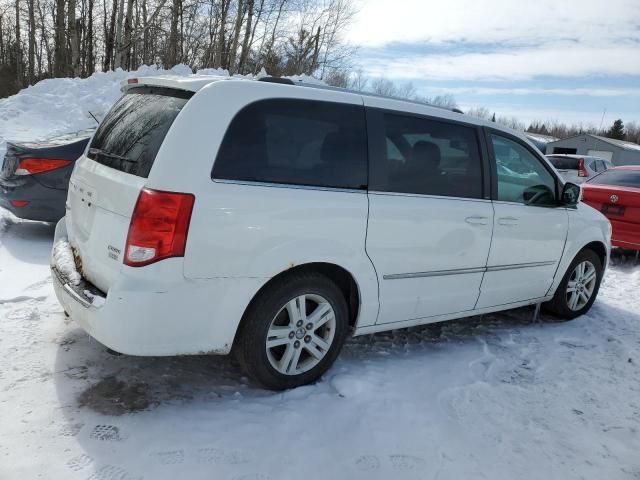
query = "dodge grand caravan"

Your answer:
(51, 75), (611, 390)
